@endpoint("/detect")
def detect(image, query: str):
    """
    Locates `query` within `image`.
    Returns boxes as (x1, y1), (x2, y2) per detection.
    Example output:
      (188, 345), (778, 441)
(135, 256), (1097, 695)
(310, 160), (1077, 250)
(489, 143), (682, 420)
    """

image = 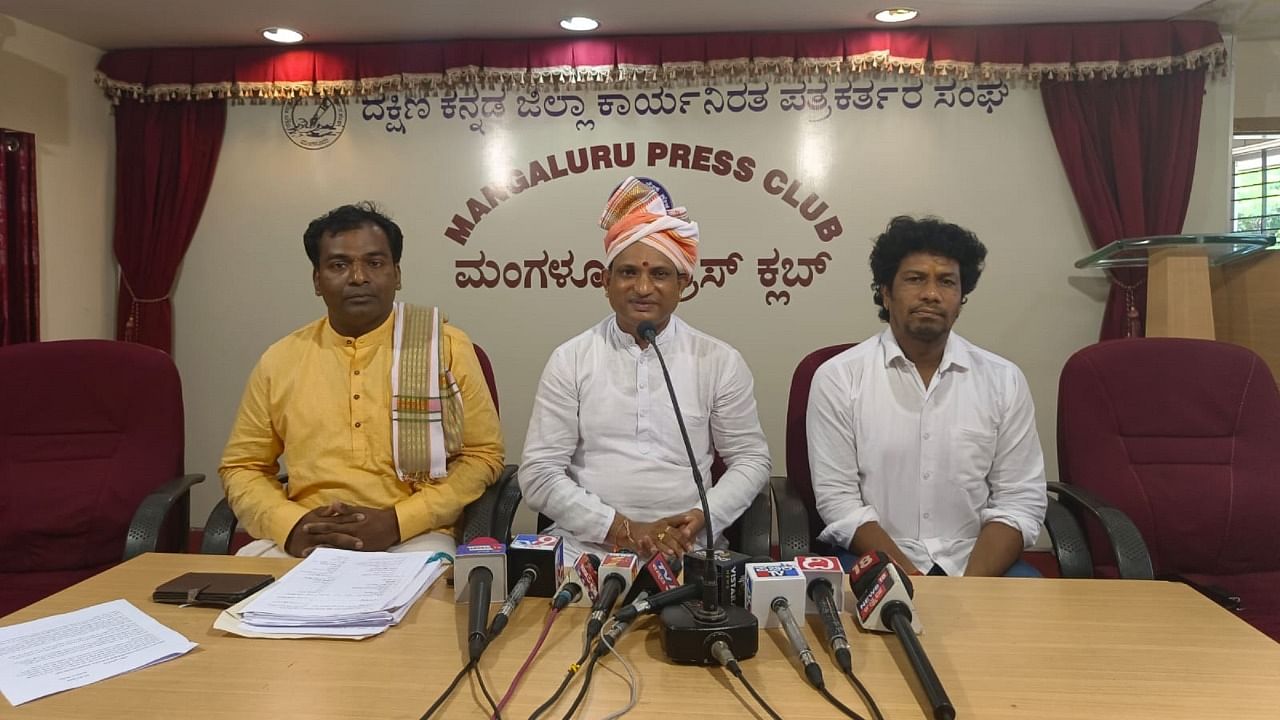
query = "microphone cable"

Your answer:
(839, 666), (885, 720)
(710, 639), (783, 720)
(595, 618), (640, 720)
(422, 659), (490, 720)
(421, 658), (505, 720)
(492, 608), (563, 717)
(526, 640), (593, 720)
(476, 664), (503, 720)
